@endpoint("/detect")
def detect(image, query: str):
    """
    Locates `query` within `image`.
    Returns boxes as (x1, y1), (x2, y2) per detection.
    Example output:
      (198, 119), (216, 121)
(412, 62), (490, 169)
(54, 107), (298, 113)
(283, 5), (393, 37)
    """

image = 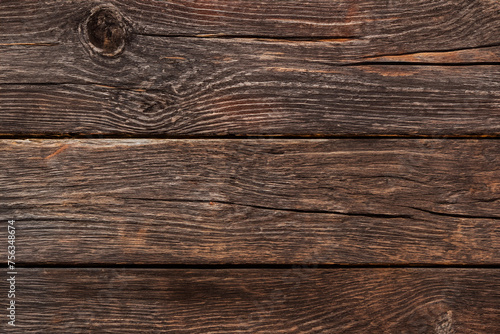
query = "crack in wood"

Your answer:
(121, 197), (415, 219)
(406, 206), (500, 220)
